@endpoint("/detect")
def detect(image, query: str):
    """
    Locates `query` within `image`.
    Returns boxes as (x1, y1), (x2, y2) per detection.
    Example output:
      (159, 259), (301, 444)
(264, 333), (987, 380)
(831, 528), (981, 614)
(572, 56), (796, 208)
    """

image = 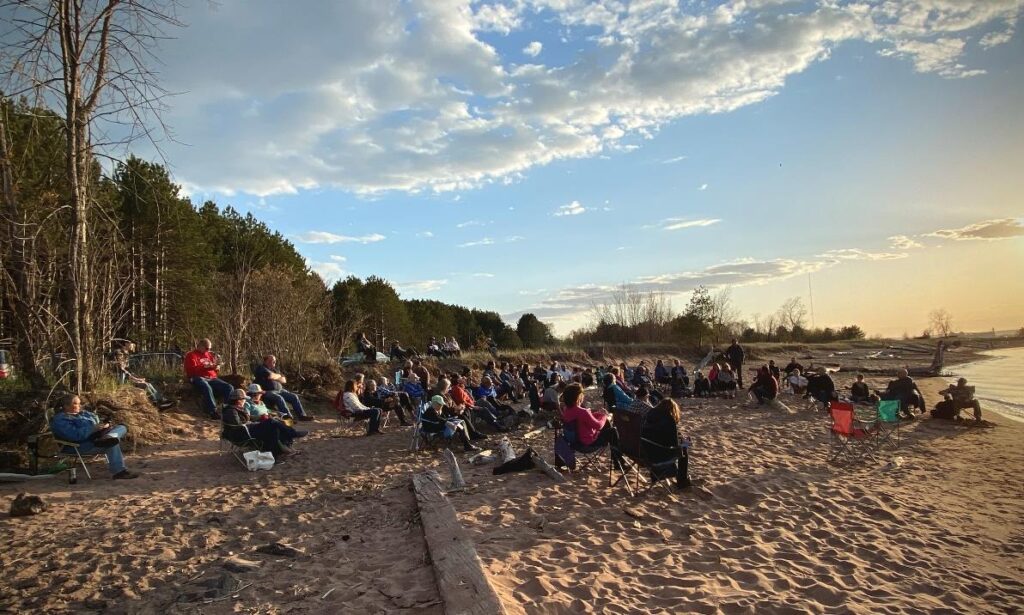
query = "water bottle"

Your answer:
(69, 468), (77, 485)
